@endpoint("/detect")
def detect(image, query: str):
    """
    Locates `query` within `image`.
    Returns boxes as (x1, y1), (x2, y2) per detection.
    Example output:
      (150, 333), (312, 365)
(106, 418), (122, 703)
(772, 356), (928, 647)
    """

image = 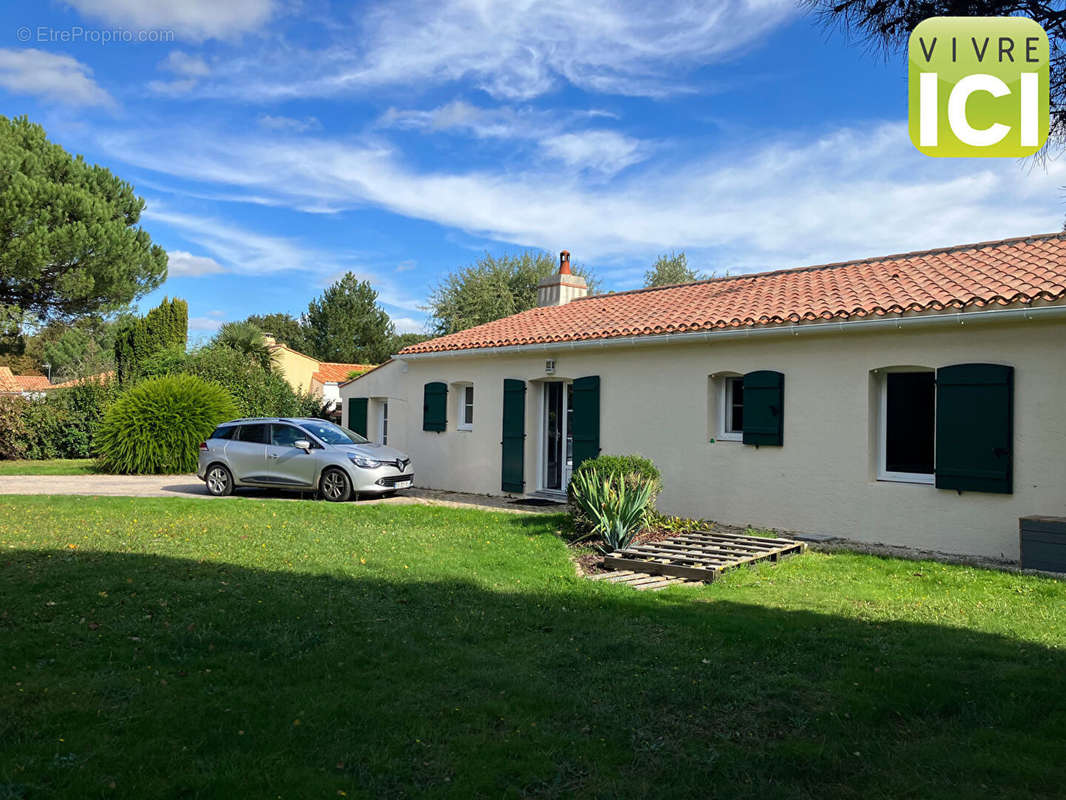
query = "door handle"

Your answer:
(268, 453), (280, 460)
